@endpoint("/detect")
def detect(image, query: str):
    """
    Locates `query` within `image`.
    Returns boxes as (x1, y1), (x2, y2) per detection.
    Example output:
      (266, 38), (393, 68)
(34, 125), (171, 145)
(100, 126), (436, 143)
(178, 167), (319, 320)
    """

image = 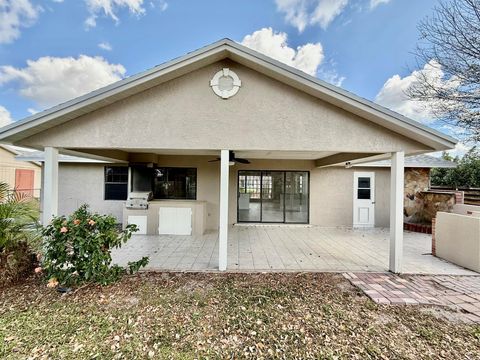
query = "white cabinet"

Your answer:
(127, 215), (148, 235)
(158, 207), (192, 235)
